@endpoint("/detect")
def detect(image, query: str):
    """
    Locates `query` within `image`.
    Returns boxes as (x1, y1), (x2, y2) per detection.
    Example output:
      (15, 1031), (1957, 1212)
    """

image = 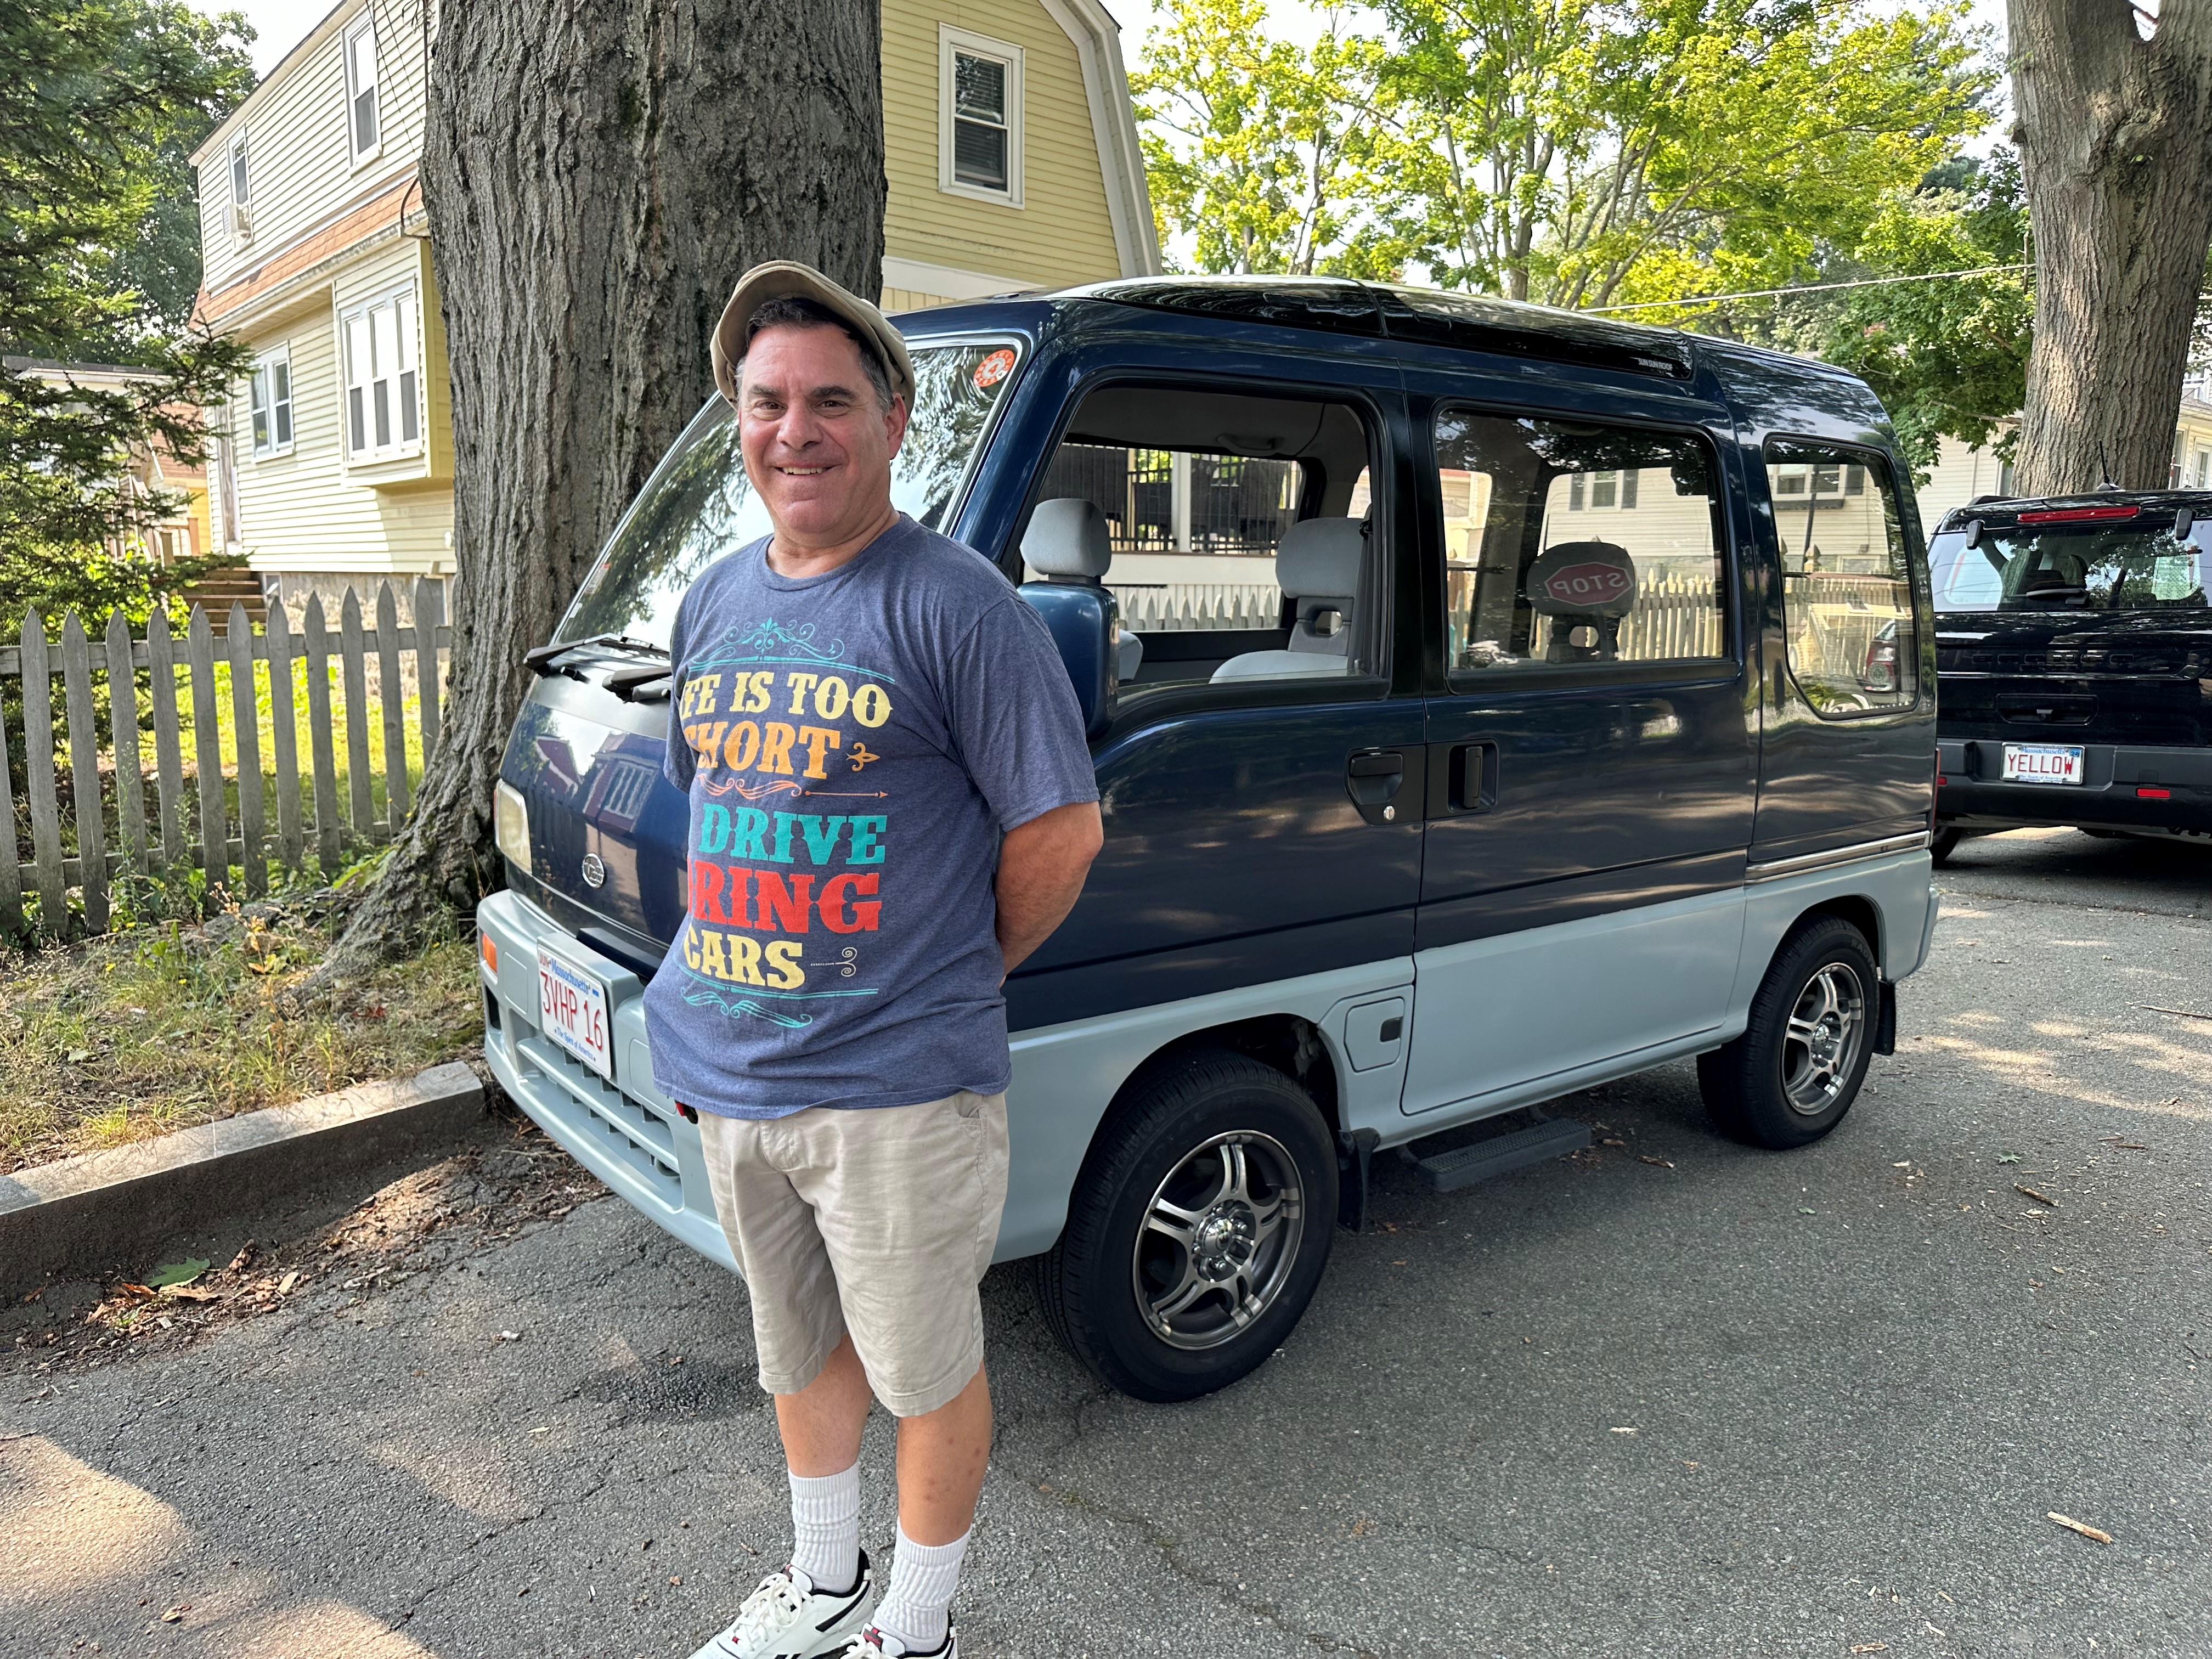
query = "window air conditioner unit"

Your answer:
(229, 202), (253, 237)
